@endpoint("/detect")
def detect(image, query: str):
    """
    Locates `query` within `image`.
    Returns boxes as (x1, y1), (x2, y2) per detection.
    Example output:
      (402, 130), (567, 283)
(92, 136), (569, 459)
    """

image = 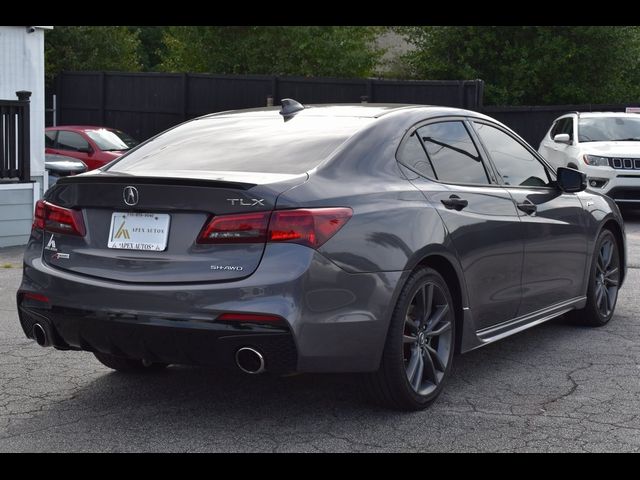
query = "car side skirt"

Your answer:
(460, 296), (587, 353)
